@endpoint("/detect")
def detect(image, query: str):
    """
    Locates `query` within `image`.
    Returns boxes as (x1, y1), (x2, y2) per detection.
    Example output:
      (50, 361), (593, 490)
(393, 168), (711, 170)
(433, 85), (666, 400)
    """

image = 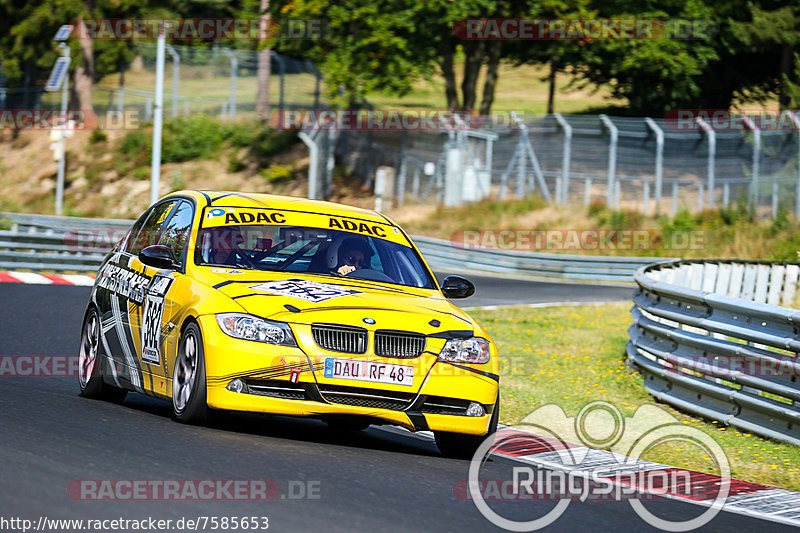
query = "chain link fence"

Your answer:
(325, 112), (800, 217)
(3, 43), (323, 120)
